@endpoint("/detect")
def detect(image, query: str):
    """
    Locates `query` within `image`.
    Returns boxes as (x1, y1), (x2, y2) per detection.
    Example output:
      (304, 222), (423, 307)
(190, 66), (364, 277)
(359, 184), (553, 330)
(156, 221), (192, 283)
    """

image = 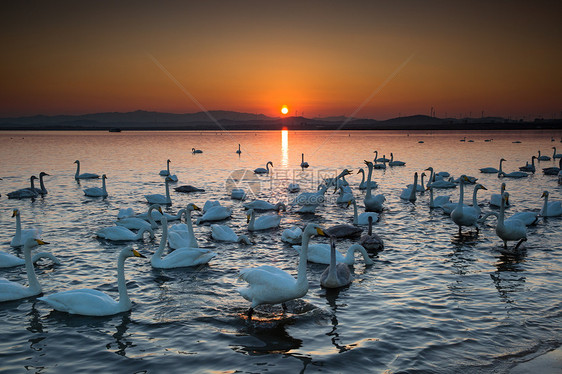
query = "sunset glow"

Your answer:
(281, 106), (289, 115)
